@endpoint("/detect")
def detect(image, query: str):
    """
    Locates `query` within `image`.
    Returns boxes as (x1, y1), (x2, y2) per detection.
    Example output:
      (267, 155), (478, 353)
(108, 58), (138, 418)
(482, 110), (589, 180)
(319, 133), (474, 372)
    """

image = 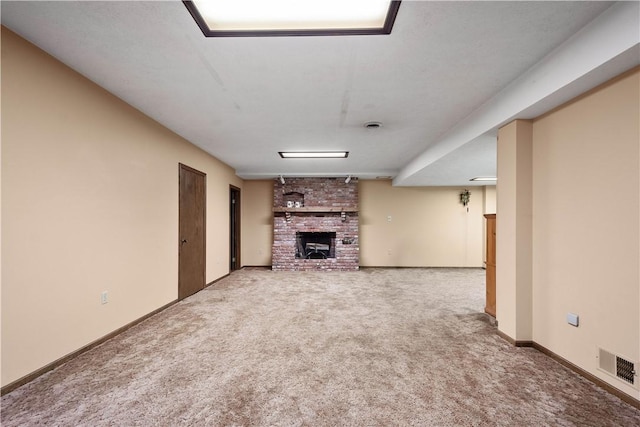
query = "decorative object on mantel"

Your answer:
(284, 191), (304, 208)
(460, 189), (471, 212)
(341, 211), (346, 222)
